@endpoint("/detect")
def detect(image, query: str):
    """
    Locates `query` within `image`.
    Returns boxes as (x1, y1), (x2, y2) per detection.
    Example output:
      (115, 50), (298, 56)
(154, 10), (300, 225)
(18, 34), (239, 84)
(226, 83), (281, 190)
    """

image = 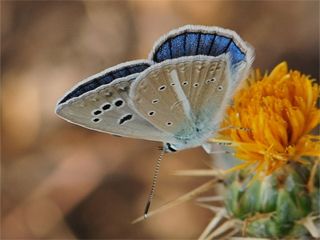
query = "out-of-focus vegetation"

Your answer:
(1, 1), (318, 239)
